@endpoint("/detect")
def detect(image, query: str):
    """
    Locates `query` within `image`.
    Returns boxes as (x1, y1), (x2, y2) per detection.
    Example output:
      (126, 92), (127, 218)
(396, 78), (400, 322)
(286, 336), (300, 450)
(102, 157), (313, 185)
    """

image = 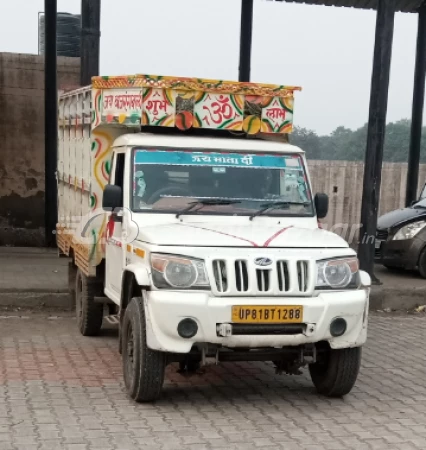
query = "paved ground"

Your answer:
(370, 266), (426, 310)
(373, 265), (426, 289)
(0, 310), (425, 450)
